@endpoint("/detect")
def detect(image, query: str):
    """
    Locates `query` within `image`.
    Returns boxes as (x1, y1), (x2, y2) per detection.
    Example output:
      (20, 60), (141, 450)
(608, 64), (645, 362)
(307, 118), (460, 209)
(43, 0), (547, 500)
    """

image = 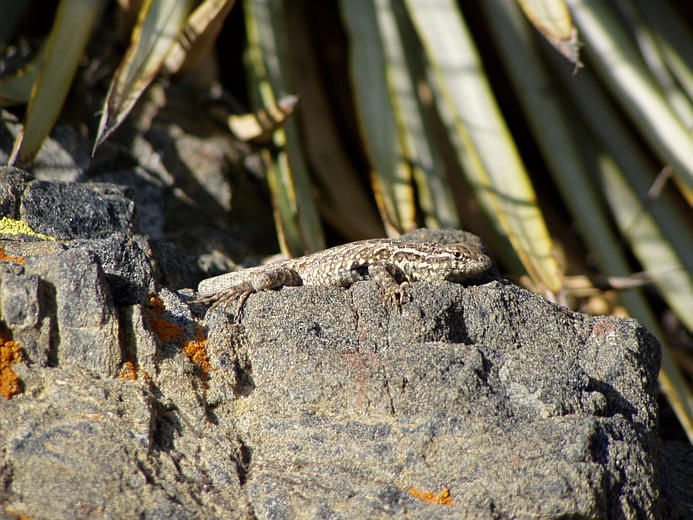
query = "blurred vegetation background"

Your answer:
(1, 0), (692, 441)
